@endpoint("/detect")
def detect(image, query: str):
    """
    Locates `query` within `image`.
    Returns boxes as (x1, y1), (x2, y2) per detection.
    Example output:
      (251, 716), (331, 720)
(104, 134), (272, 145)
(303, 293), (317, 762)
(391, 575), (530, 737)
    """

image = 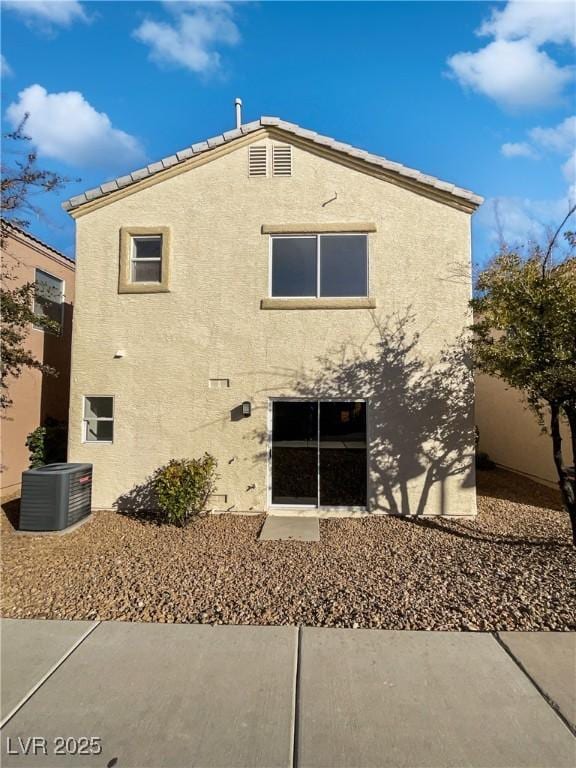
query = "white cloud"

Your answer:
(447, 0), (575, 110)
(448, 39), (572, 110)
(530, 115), (576, 154)
(1, 55), (12, 77)
(489, 114), (576, 244)
(501, 141), (537, 158)
(5, 84), (145, 169)
(2, 1), (89, 29)
(562, 150), (576, 194)
(479, 0), (575, 47)
(501, 115), (575, 163)
(133, 2), (240, 74)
